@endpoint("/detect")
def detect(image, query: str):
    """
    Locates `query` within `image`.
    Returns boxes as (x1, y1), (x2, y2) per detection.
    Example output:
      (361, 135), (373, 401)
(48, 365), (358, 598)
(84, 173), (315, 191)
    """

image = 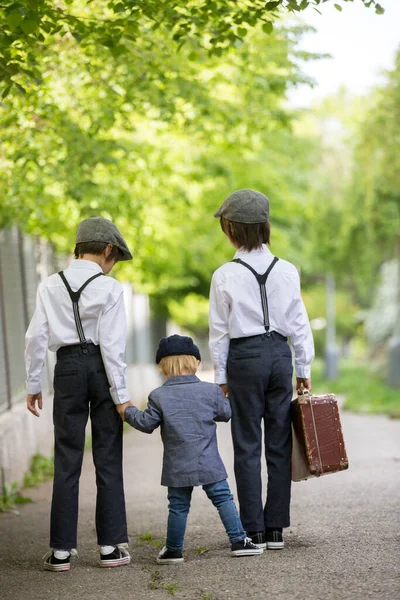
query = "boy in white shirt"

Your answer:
(25, 217), (132, 571)
(209, 189), (314, 550)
